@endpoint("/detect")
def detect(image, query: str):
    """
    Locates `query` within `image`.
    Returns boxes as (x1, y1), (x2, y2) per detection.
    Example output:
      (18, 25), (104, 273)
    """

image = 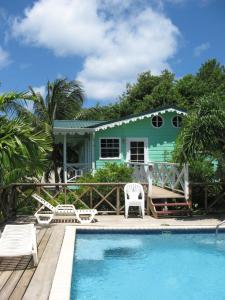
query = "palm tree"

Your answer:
(174, 94), (225, 181)
(0, 92), (52, 219)
(29, 78), (85, 182)
(0, 92), (52, 185)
